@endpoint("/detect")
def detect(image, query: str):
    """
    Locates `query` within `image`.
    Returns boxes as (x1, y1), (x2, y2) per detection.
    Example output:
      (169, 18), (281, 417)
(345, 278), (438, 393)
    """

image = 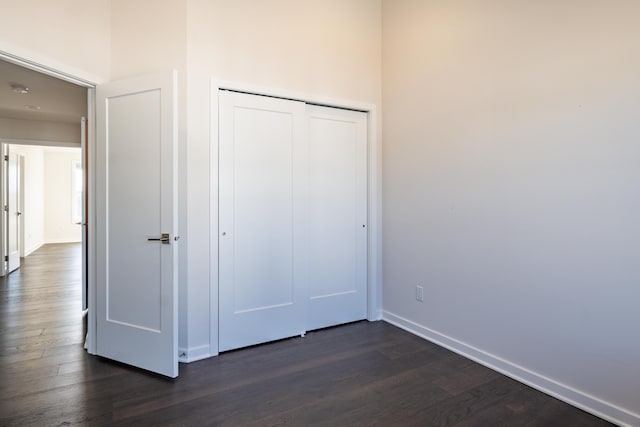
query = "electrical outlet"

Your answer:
(416, 285), (424, 302)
